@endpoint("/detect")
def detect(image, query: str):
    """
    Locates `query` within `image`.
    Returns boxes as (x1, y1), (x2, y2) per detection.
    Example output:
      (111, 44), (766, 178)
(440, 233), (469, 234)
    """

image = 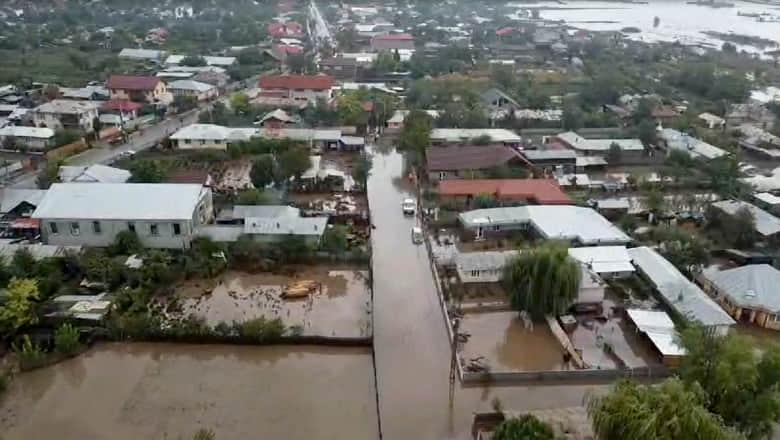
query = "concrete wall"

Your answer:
(175, 138), (228, 150)
(41, 218), (195, 249)
(34, 109), (98, 133)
